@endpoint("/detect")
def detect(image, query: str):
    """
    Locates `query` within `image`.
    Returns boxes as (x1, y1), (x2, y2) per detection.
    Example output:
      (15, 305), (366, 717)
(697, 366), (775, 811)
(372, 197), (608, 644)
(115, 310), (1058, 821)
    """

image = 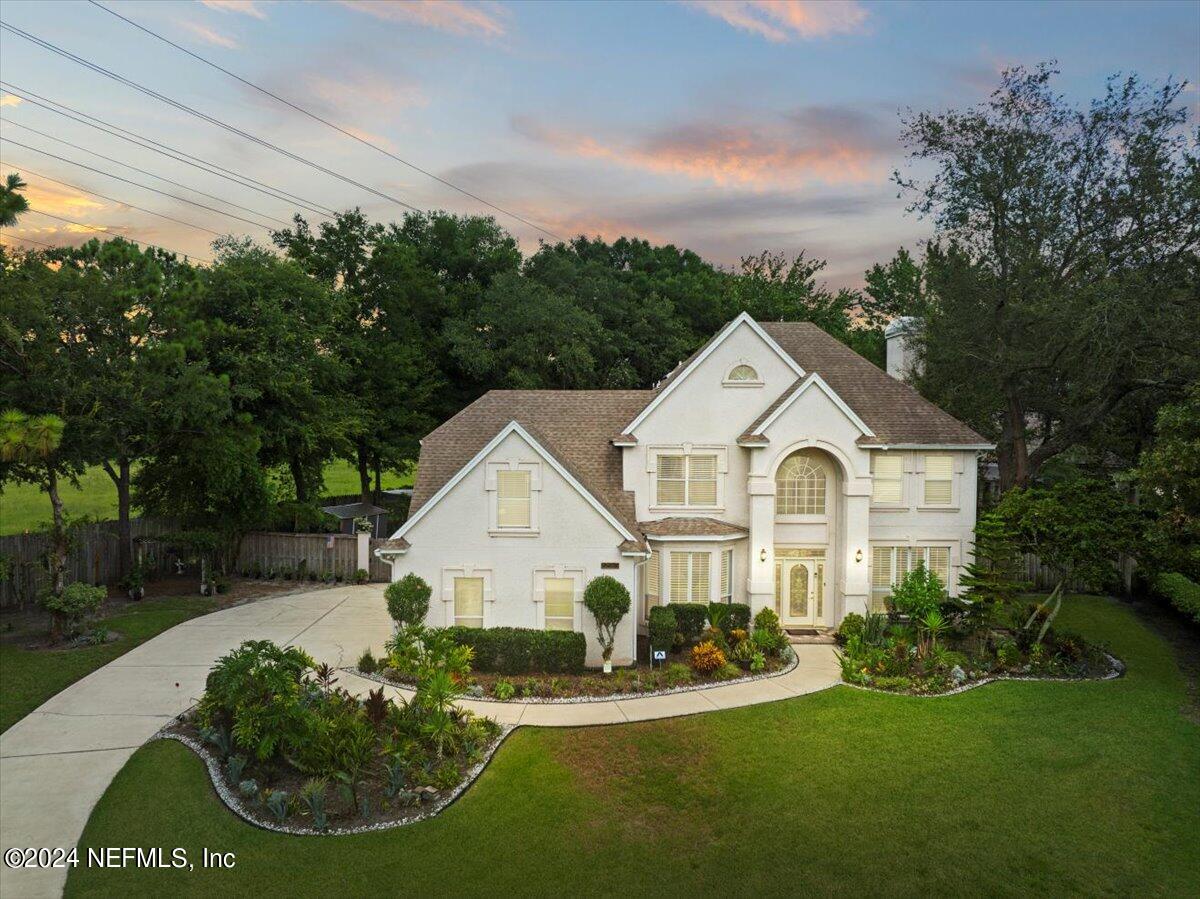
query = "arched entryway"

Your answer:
(771, 447), (841, 628)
